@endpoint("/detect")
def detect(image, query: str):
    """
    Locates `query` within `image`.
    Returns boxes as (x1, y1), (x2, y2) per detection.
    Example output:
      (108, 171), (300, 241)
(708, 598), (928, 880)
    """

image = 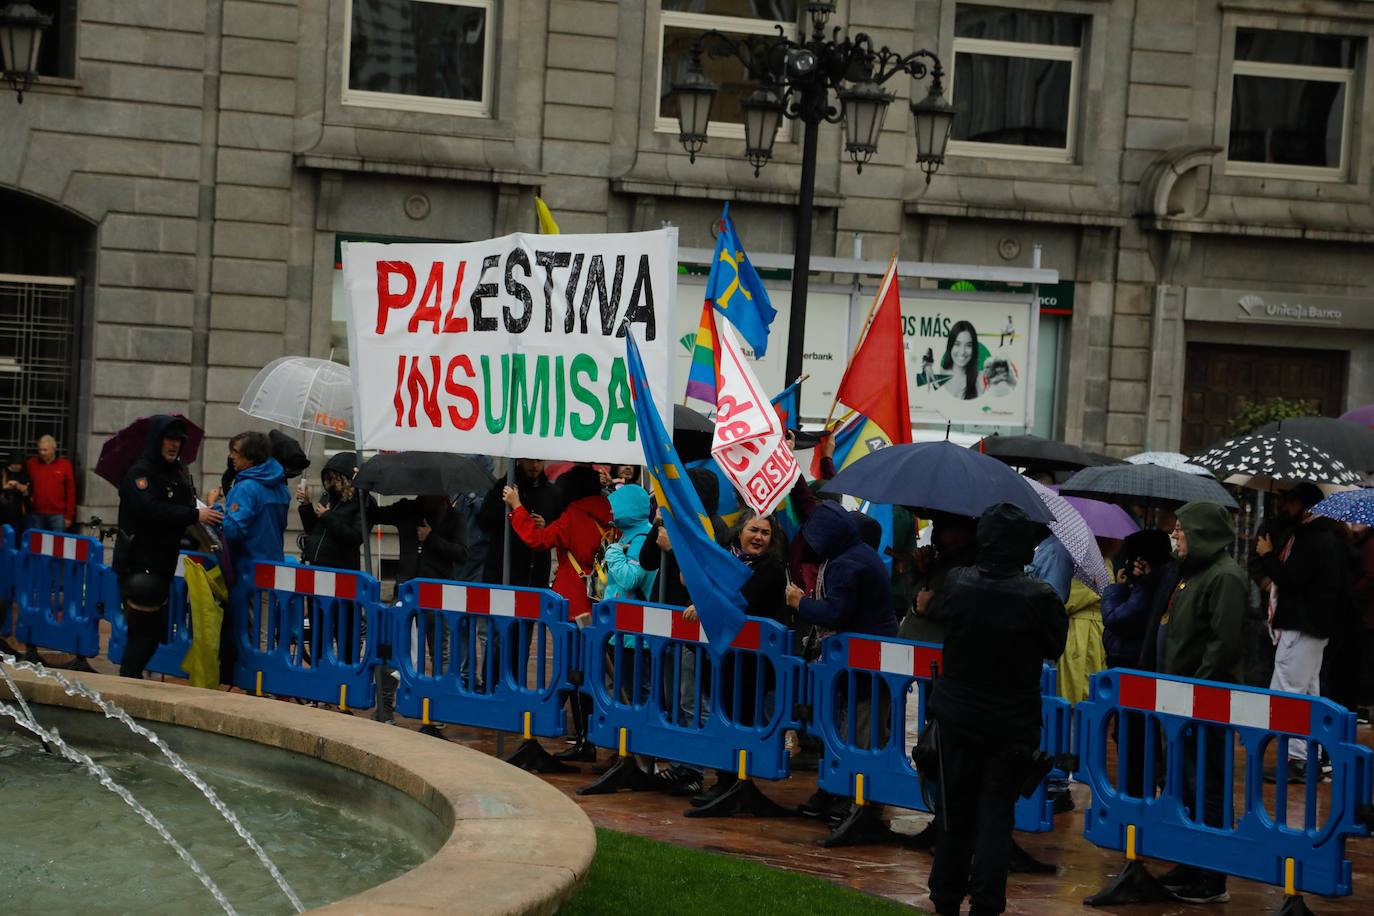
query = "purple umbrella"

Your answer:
(1340, 404), (1374, 427)
(1026, 479), (1110, 595)
(1060, 494), (1140, 540)
(95, 413), (205, 487)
